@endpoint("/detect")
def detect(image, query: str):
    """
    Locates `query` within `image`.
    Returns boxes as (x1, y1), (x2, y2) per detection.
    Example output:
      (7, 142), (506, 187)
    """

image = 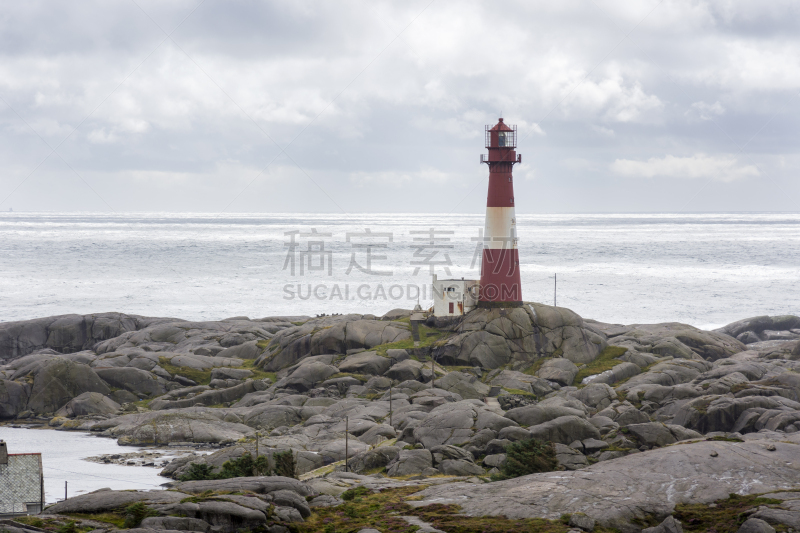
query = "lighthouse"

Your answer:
(479, 118), (522, 307)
